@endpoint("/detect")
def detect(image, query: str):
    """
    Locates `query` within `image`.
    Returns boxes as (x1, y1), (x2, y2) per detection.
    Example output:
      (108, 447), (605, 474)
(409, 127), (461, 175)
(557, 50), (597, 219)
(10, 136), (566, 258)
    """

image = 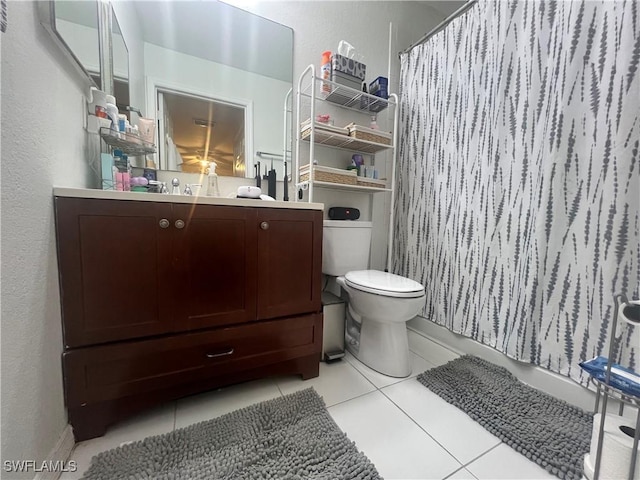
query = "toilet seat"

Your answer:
(344, 270), (425, 298)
